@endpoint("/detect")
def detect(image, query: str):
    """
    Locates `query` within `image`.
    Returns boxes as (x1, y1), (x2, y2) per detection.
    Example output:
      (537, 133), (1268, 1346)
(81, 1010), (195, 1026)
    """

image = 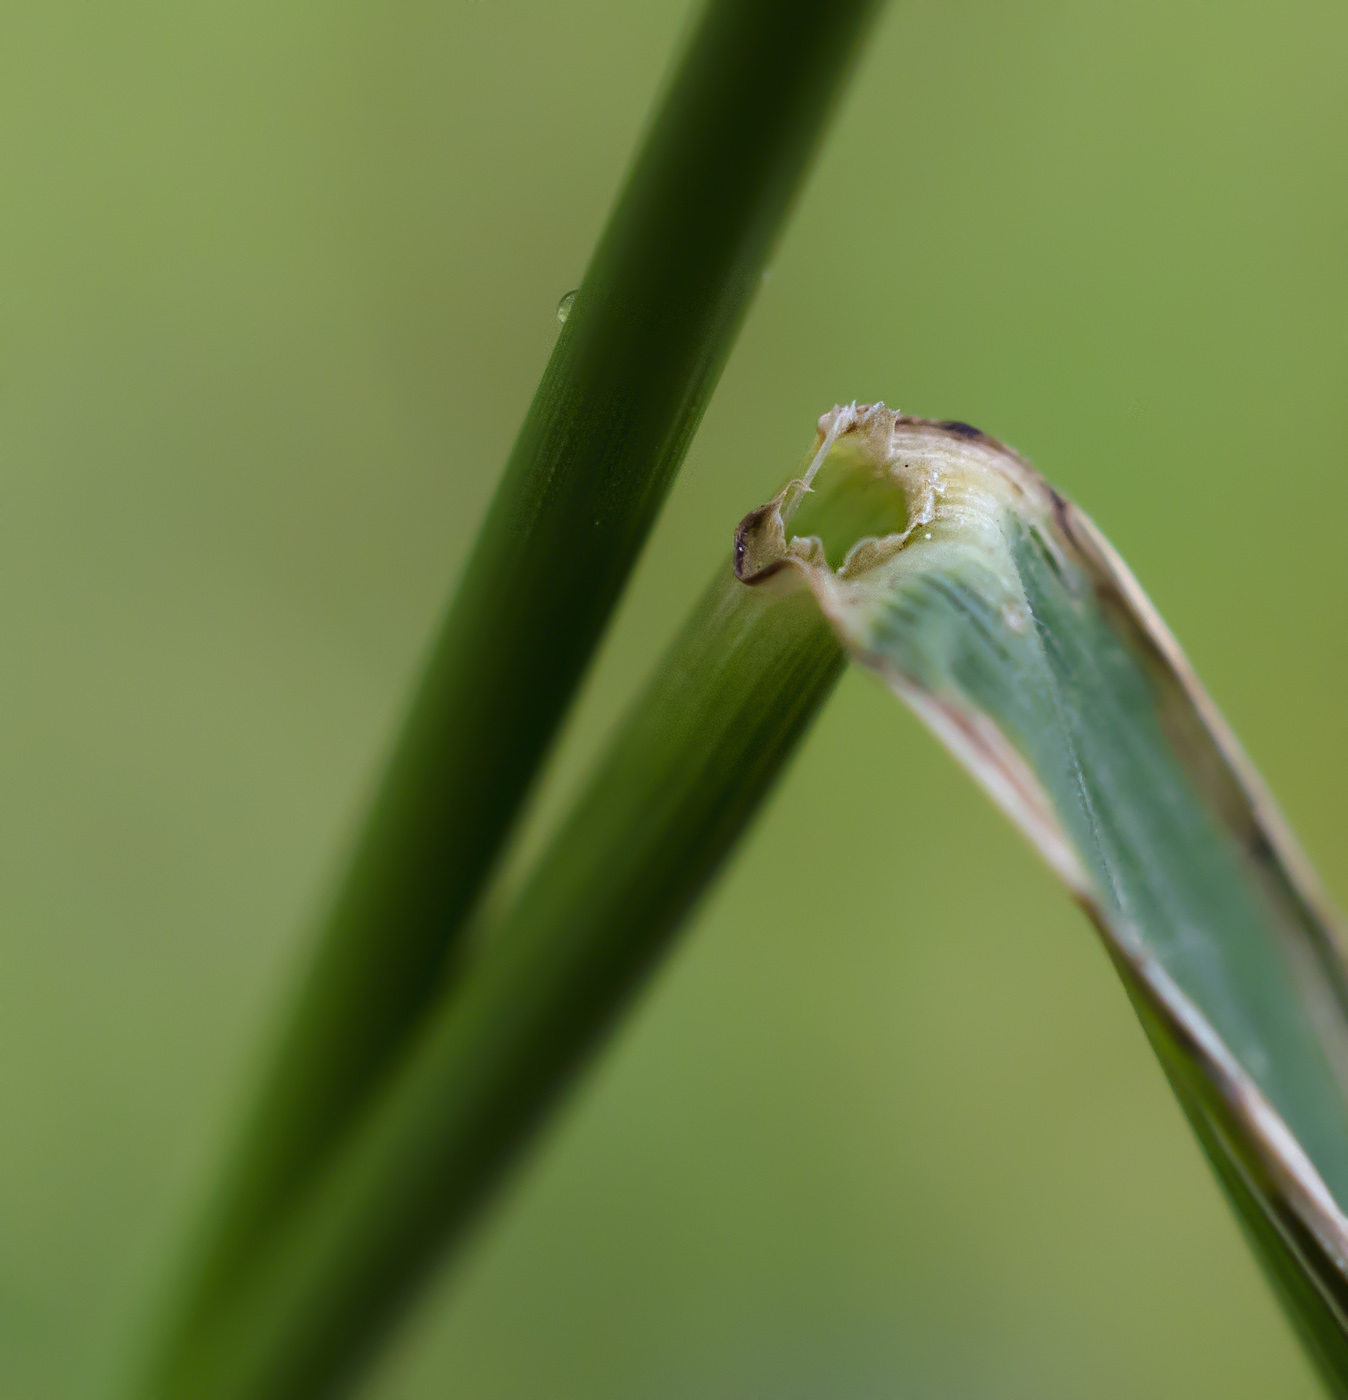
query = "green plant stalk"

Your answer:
(144, 566), (844, 1400)
(177, 0), (883, 1315)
